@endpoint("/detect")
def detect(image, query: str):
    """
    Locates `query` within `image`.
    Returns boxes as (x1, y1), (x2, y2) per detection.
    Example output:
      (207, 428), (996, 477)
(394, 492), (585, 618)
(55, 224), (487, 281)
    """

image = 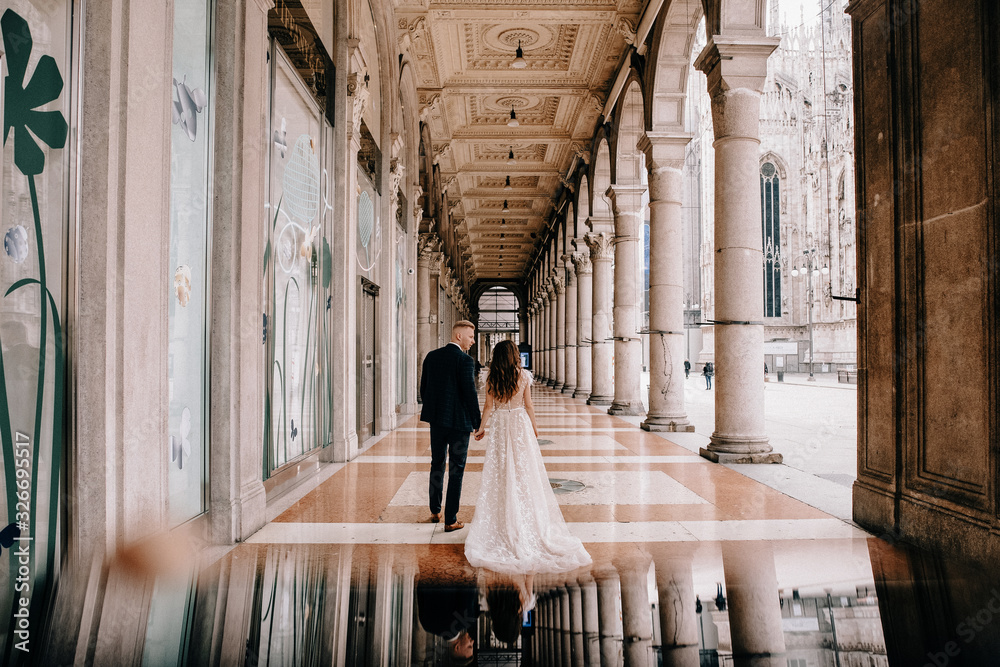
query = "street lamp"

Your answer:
(792, 248), (829, 380)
